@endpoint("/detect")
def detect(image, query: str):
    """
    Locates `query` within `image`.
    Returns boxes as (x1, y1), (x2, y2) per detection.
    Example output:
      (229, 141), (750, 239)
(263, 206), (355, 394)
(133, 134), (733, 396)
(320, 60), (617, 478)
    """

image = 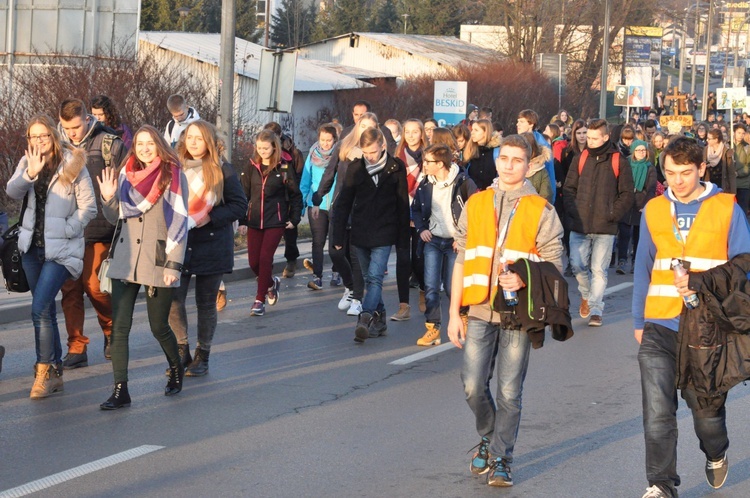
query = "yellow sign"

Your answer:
(625, 26), (664, 38)
(660, 115), (694, 128)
